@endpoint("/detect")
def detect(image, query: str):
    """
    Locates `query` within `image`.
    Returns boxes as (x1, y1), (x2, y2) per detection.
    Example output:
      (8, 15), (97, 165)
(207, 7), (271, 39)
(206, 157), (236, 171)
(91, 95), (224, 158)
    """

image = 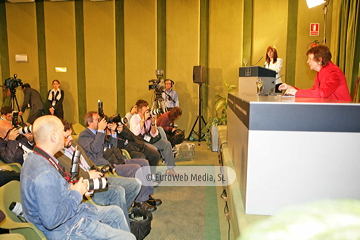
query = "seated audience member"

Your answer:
(55, 120), (142, 228)
(130, 99), (177, 176)
(157, 107), (184, 147)
(0, 106), (13, 122)
(0, 120), (34, 165)
(125, 105), (138, 128)
(279, 44), (351, 101)
(116, 124), (161, 170)
(20, 115), (135, 239)
(78, 111), (162, 212)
